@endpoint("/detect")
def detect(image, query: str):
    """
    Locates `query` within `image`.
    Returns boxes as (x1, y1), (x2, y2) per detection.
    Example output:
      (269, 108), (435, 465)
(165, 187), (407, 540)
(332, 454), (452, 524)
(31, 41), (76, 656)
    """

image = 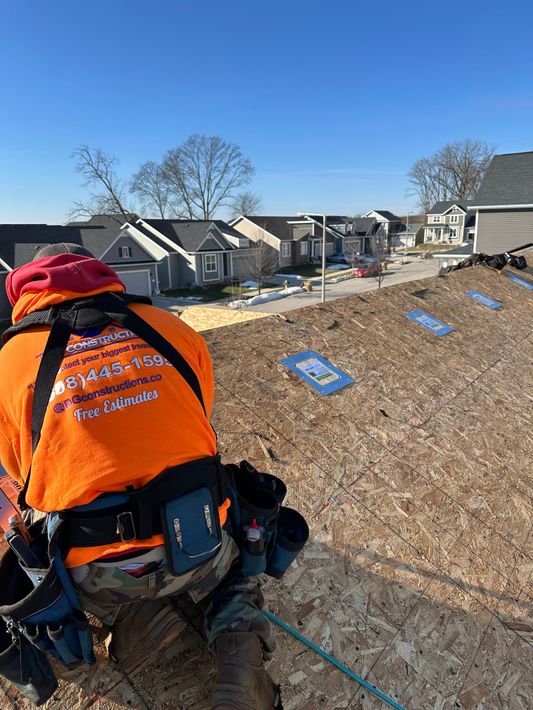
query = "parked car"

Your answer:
(355, 255), (379, 266)
(353, 263), (380, 278)
(327, 253), (351, 264)
(328, 253), (379, 266)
